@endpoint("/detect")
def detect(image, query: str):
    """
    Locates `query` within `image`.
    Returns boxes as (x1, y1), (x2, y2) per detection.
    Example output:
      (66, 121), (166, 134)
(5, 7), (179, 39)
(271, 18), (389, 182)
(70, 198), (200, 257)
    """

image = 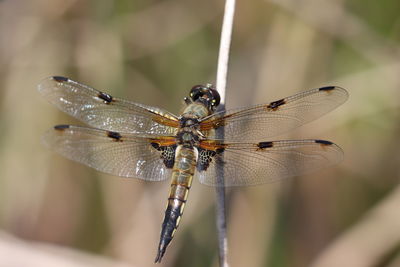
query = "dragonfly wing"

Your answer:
(196, 139), (343, 187)
(38, 76), (179, 135)
(199, 86), (348, 141)
(42, 125), (177, 181)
